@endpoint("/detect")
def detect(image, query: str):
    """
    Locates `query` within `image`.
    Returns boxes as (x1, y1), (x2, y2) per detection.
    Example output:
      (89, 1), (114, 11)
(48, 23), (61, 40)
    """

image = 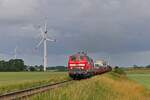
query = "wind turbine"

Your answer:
(36, 21), (56, 71)
(14, 46), (17, 59)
